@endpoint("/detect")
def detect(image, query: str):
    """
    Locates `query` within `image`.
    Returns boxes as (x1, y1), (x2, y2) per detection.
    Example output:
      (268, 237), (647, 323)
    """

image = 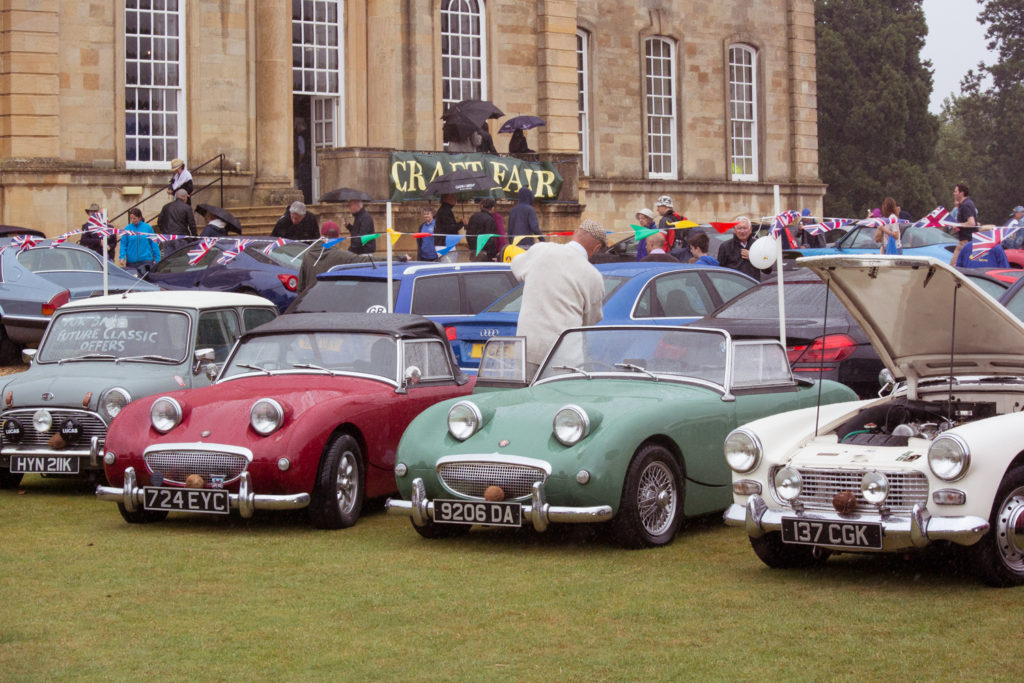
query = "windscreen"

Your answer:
(39, 309), (190, 362)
